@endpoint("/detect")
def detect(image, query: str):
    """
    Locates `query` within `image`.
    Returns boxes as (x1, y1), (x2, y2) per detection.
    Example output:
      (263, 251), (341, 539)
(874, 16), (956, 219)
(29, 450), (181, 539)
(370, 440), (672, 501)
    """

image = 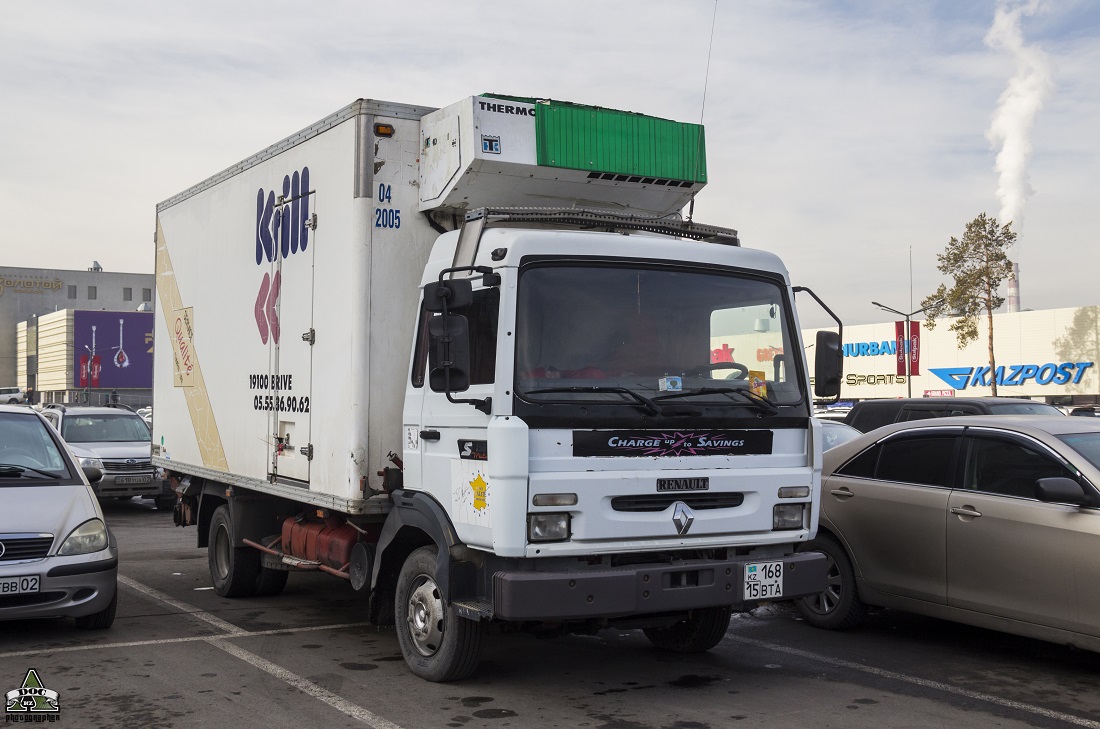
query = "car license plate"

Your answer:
(744, 561), (783, 599)
(0, 575), (40, 595)
(115, 475), (152, 485)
